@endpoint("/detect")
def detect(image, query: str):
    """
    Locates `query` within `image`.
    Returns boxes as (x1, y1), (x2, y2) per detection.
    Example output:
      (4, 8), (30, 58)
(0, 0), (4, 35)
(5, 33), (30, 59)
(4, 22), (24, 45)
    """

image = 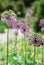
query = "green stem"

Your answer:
(24, 34), (26, 65)
(15, 35), (17, 47)
(7, 27), (9, 65)
(42, 45), (44, 65)
(34, 46), (36, 65)
(14, 30), (18, 47)
(15, 30), (18, 65)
